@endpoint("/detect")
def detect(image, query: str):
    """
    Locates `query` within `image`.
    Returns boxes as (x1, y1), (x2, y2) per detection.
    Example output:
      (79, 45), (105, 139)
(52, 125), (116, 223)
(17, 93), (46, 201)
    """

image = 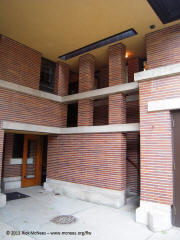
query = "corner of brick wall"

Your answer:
(138, 23), (180, 204)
